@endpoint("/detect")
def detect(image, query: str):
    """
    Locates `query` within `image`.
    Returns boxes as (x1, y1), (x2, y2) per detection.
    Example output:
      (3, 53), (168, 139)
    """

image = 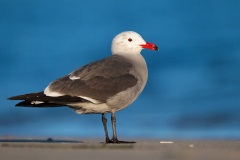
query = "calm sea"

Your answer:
(1, 0), (240, 139)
